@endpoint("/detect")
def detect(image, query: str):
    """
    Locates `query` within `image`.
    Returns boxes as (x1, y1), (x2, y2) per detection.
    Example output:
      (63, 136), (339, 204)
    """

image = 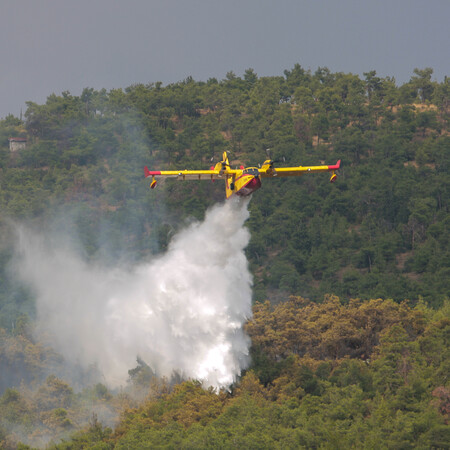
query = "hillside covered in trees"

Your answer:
(0, 65), (449, 447)
(1, 297), (448, 448)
